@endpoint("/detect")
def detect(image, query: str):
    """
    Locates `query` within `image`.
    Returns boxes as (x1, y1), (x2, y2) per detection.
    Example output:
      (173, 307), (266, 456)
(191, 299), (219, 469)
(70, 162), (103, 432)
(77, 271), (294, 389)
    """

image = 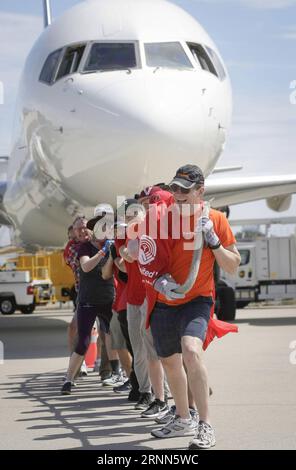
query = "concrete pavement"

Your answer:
(0, 305), (296, 450)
